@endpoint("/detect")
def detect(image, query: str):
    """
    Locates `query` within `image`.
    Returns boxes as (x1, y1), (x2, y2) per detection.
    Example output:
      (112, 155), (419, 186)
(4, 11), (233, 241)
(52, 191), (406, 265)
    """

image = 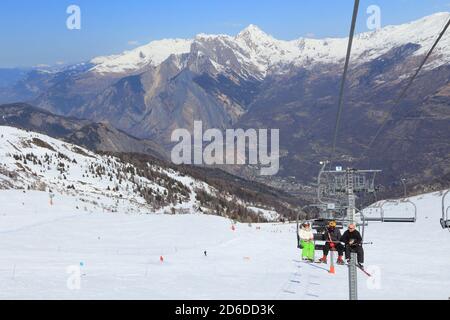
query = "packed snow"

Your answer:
(0, 186), (448, 299)
(1, 126), (449, 299)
